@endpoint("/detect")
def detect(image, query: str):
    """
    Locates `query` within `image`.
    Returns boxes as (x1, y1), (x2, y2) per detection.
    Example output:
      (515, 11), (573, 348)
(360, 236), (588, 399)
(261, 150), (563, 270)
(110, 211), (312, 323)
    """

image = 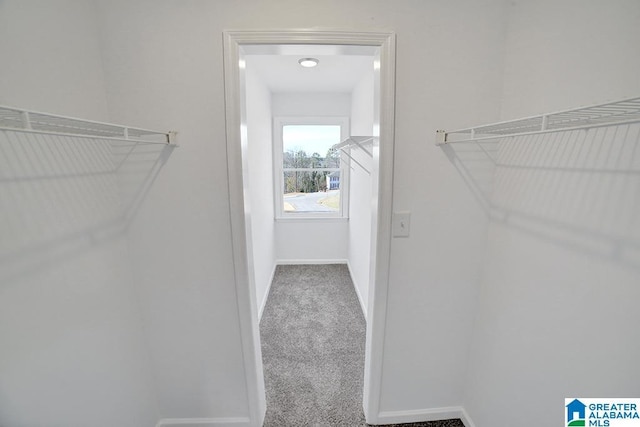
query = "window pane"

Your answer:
(283, 171), (340, 213)
(283, 125), (341, 169)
